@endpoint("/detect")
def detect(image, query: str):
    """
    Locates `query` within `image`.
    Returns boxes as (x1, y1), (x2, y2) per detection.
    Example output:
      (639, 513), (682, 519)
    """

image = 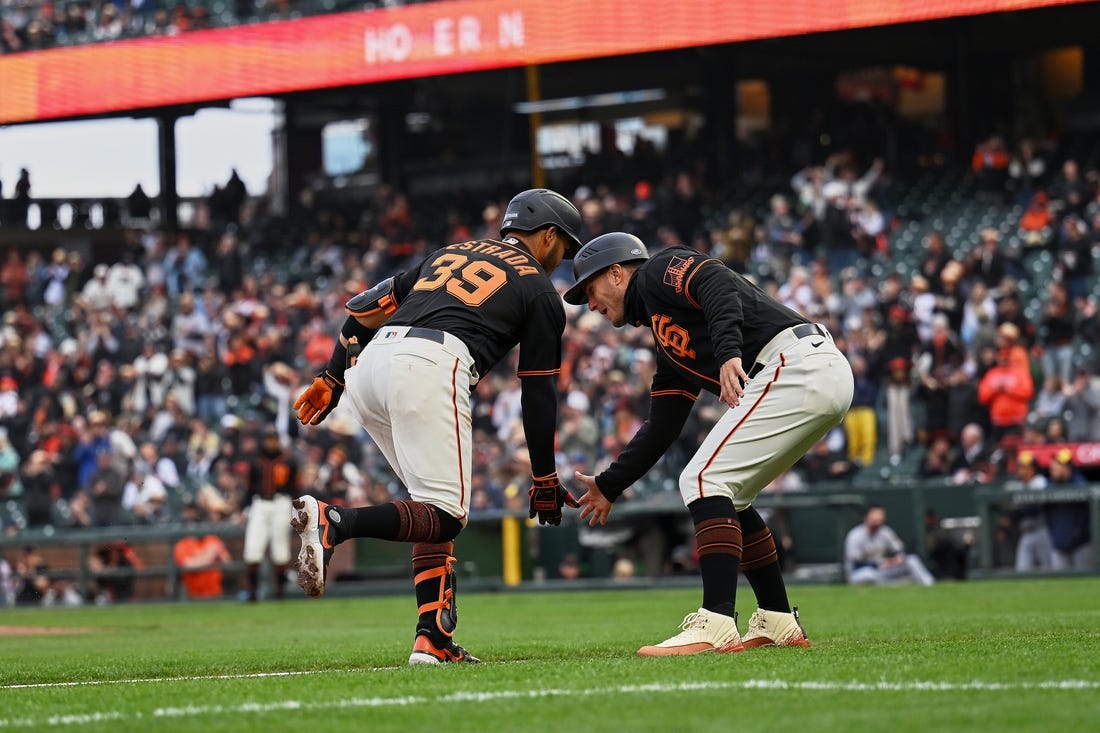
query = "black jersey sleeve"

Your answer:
(520, 374), (558, 478)
(687, 259), (745, 364)
(595, 370), (699, 501)
(516, 291), (566, 378)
